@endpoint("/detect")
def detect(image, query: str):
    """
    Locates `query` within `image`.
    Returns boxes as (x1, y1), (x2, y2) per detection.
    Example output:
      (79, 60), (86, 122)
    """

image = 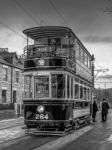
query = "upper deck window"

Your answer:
(84, 52), (88, 66)
(75, 40), (80, 60)
(80, 47), (84, 63)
